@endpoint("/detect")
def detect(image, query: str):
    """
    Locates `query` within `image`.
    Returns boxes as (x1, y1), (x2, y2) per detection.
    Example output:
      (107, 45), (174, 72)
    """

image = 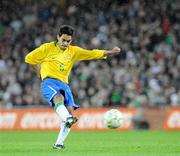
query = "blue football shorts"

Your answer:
(41, 78), (80, 109)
